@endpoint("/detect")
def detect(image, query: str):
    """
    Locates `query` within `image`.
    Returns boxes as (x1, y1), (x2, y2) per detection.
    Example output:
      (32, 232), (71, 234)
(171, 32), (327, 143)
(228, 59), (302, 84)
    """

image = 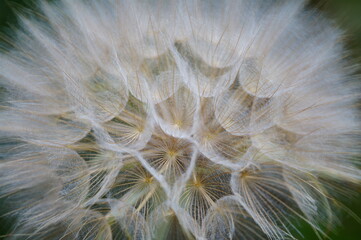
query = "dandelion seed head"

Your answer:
(0, 0), (360, 239)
